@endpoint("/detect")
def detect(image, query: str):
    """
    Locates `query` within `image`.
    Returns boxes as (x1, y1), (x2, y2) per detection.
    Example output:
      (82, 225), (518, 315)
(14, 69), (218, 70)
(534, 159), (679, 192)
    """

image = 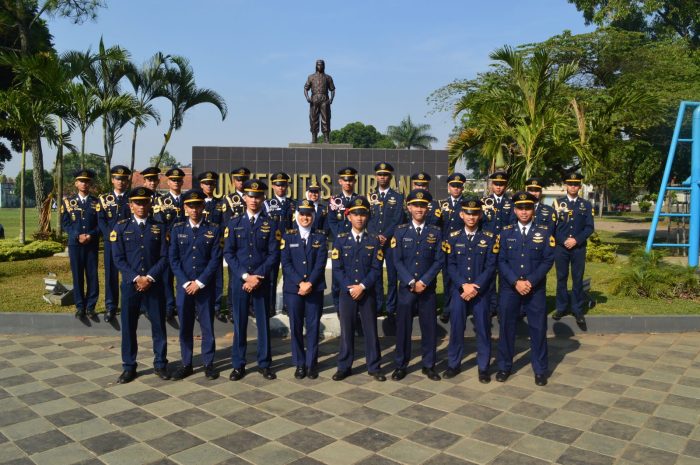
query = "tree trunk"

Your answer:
(56, 118), (64, 235)
(129, 123), (138, 184)
(103, 117), (111, 183)
(81, 130), (86, 169)
(30, 135), (45, 212)
(20, 140), (26, 244)
(155, 123), (174, 168)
